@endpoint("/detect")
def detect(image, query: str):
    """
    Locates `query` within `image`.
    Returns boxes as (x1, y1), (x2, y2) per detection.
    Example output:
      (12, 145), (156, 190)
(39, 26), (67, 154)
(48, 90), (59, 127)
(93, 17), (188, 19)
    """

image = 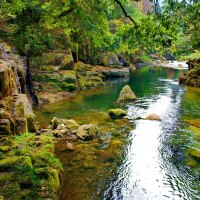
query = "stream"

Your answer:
(34, 66), (200, 200)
